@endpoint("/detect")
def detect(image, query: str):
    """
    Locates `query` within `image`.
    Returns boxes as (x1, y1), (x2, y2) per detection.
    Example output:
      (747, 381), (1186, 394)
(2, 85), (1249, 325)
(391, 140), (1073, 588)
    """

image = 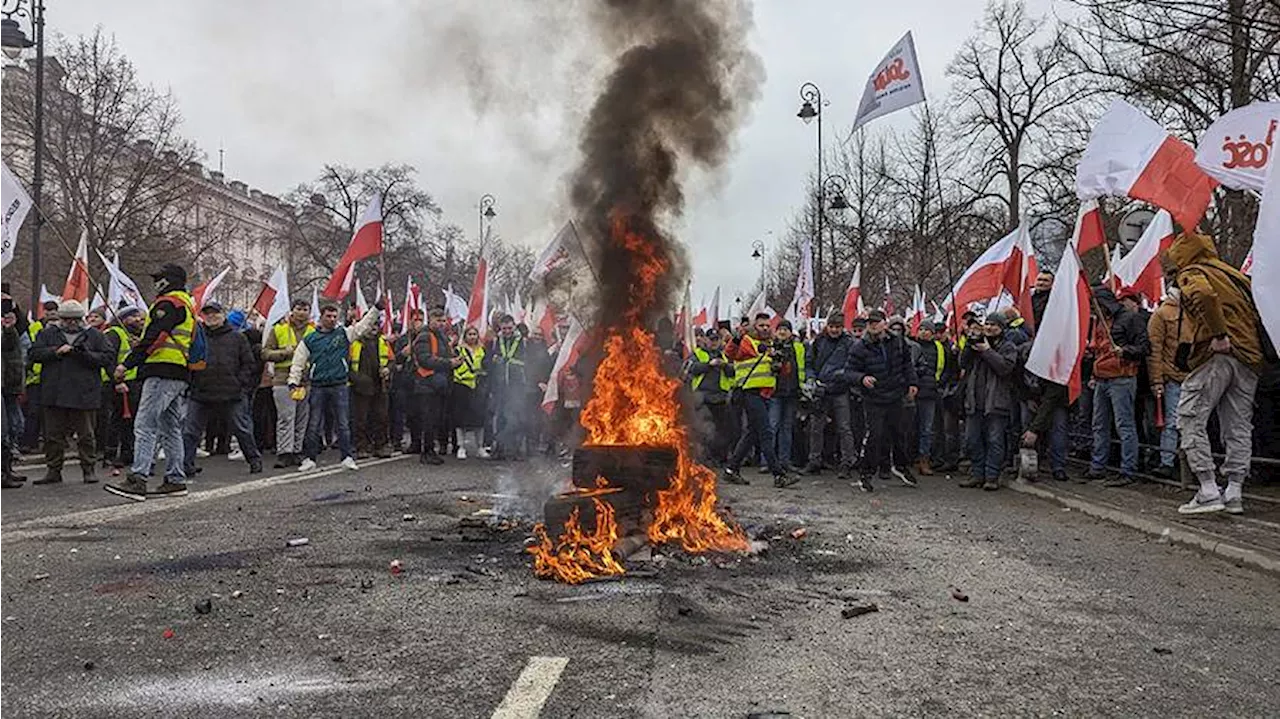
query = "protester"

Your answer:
(391, 311), (424, 452)
(288, 299), (381, 472)
(1030, 270), (1053, 332)
(452, 325), (488, 459)
(723, 313), (792, 487)
(19, 300), (59, 453)
(847, 309), (918, 491)
(29, 300), (113, 485)
(262, 299), (314, 468)
(769, 319), (805, 472)
(183, 301), (262, 476)
(958, 312), (1019, 490)
(1168, 232), (1266, 515)
(687, 327), (736, 465)
(2, 295), (27, 488)
(1085, 286), (1150, 486)
(487, 315), (531, 460)
(411, 307), (461, 465)
(99, 306), (143, 474)
(1145, 280), (1188, 479)
(912, 321), (957, 477)
(349, 321), (392, 459)
(803, 313), (858, 478)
